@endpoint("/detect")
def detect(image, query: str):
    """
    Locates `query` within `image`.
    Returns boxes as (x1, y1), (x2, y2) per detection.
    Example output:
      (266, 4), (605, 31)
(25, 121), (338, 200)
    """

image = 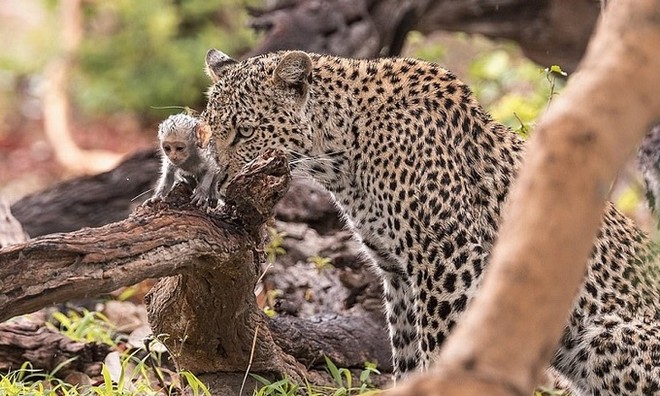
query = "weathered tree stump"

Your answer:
(0, 149), (391, 394)
(144, 149), (306, 383)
